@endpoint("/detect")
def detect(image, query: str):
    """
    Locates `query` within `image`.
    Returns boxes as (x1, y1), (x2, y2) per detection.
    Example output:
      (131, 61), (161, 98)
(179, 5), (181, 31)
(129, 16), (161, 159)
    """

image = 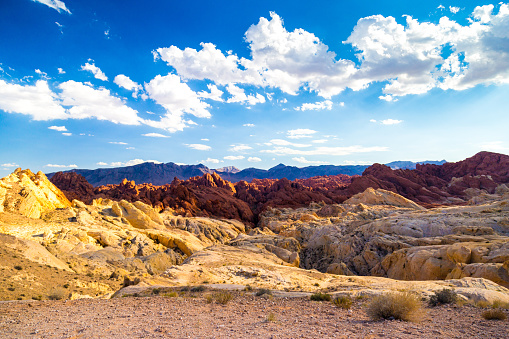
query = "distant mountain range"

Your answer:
(47, 159), (446, 187)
